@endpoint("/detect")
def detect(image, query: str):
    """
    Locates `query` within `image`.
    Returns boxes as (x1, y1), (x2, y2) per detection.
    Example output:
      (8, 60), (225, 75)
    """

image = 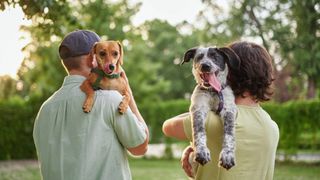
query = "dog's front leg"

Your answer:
(118, 74), (130, 114)
(118, 89), (130, 114)
(190, 90), (211, 165)
(219, 110), (236, 170)
(80, 79), (95, 113)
